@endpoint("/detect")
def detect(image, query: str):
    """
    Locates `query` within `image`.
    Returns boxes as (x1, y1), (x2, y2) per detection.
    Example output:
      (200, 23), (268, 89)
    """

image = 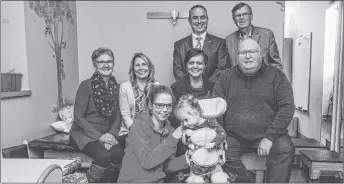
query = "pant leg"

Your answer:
(223, 134), (255, 183)
(265, 134), (295, 183)
(109, 143), (125, 165)
(82, 140), (112, 168)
